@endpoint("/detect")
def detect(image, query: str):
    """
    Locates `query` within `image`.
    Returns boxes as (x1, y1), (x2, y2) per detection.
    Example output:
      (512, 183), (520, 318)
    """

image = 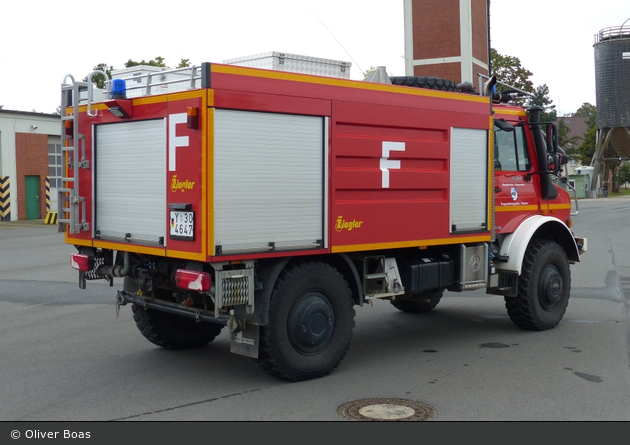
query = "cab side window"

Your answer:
(493, 126), (530, 172)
